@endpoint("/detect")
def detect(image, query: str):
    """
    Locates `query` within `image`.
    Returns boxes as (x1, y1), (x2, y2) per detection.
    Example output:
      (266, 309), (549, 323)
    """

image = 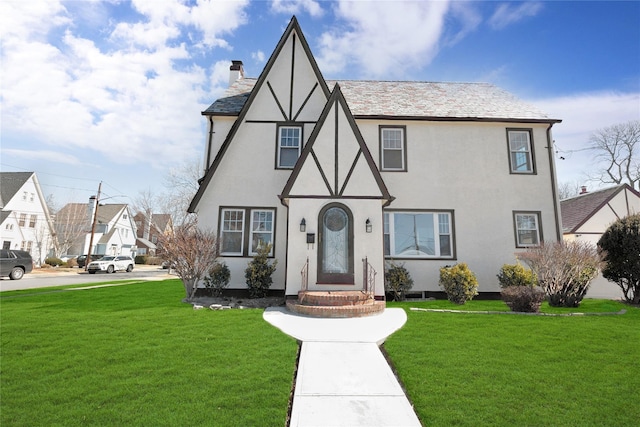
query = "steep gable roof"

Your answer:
(280, 84), (392, 204)
(204, 78), (559, 123)
(0, 171), (33, 209)
(189, 16), (330, 213)
(560, 184), (639, 233)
